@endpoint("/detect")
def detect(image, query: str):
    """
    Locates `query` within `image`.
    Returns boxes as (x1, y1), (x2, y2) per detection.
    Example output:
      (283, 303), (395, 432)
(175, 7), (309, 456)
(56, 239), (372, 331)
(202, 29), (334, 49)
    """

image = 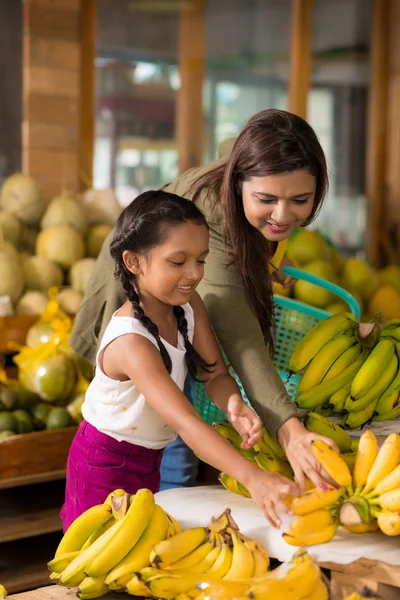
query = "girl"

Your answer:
(61, 190), (299, 532)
